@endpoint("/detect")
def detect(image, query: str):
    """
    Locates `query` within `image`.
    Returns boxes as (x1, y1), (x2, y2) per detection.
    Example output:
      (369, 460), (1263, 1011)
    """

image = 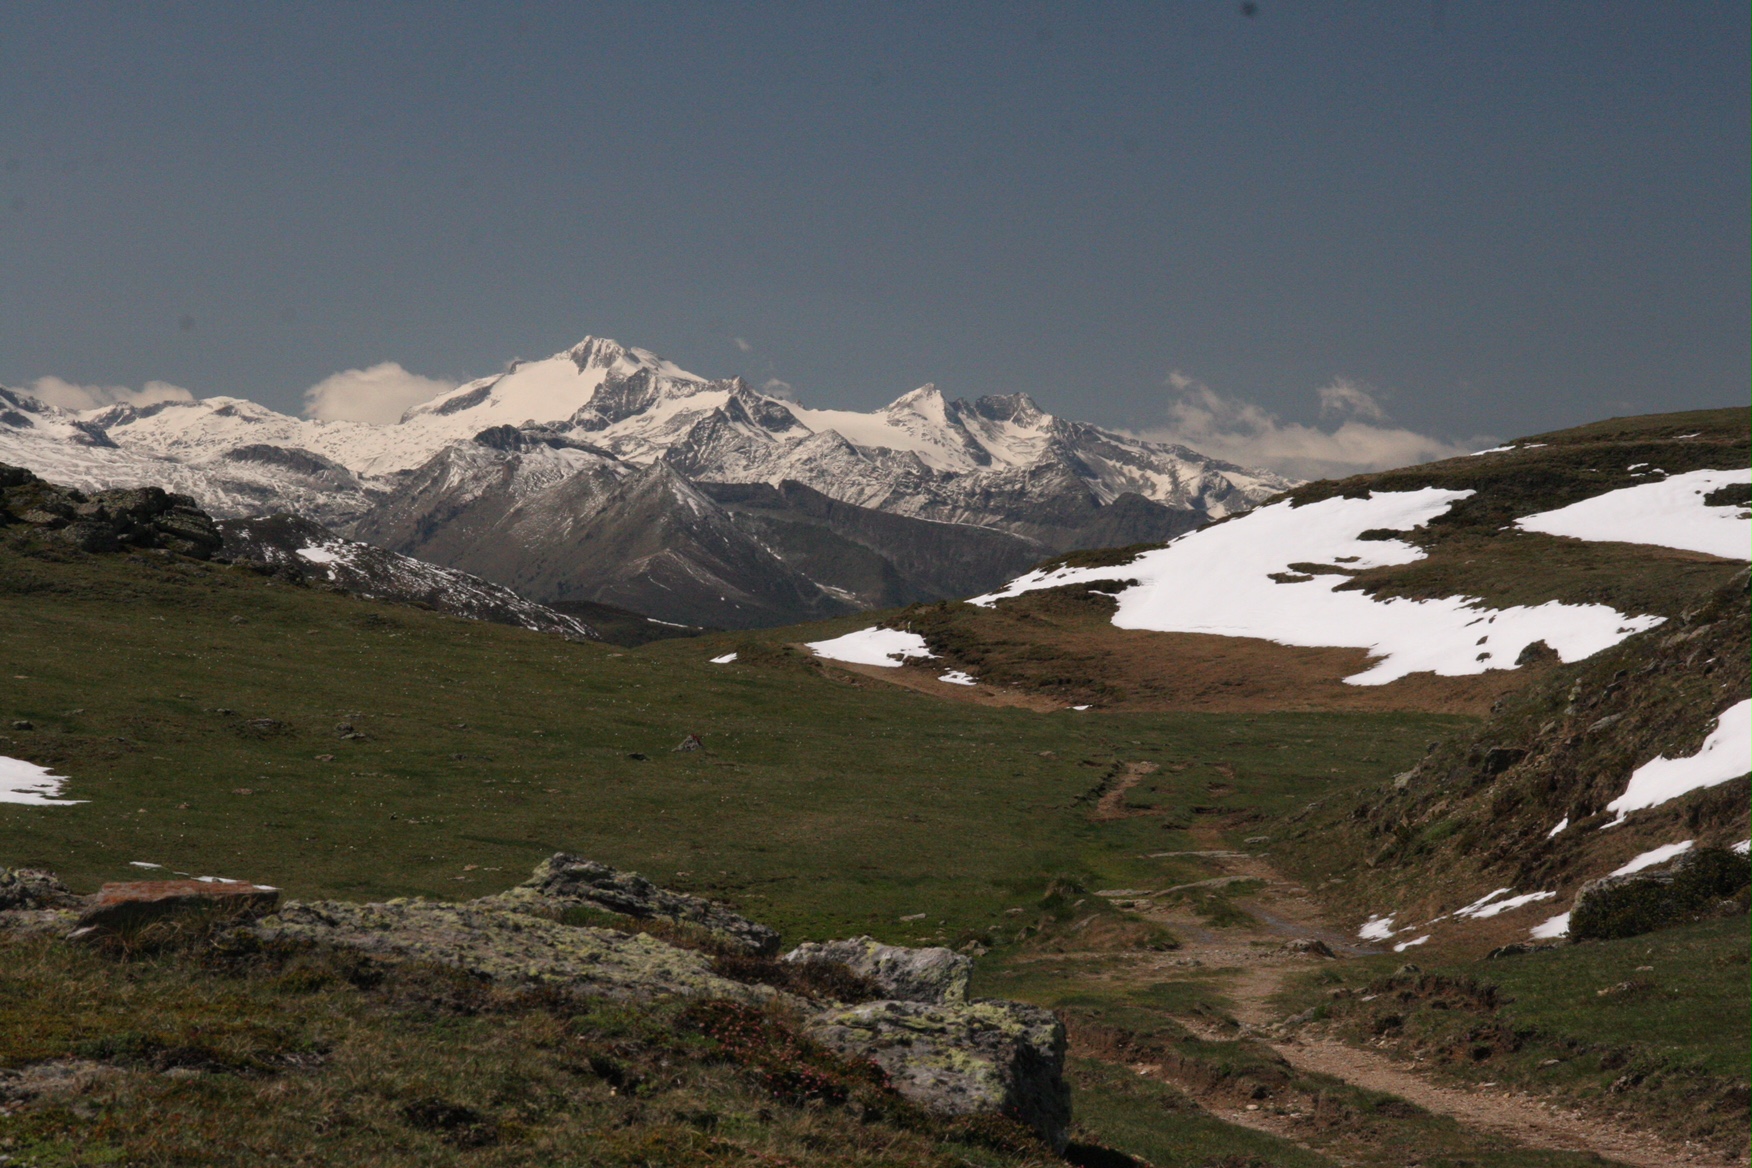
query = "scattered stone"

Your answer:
(75, 879), (279, 933)
(805, 998), (1069, 1152)
(673, 734), (704, 752)
(1485, 941), (1562, 960)
(784, 937), (971, 1005)
(627, 752), (649, 761)
(1280, 937), (1335, 958)
(485, 854), (781, 956)
(9, 720), (31, 731)
(0, 868), (81, 911)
